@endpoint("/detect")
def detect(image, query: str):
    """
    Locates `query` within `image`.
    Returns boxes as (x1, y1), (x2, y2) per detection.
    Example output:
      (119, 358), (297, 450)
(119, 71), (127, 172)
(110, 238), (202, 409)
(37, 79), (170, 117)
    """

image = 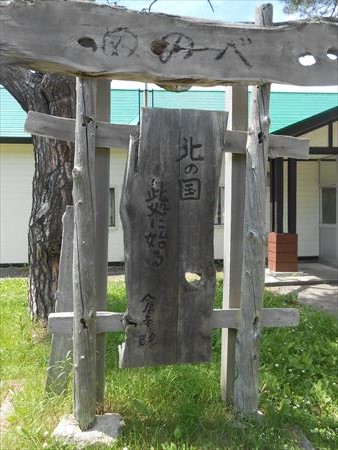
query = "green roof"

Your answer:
(0, 88), (29, 138)
(266, 92), (338, 131)
(0, 86), (337, 138)
(110, 89), (226, 125)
